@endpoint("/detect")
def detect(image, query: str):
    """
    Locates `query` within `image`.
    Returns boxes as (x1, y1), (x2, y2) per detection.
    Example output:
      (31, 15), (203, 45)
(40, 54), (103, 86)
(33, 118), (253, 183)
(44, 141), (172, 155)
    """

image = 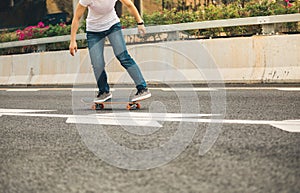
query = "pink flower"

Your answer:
(15, 21), (50, 41)
(18, 33), (25, 40)
(37, 22), (45, 28)
(24, 26), (36, 32)
(288, 3), (293, 7)
(59, 23), (66, 27)
(16, 29), (25, 40)
(284, 0), (289, 2)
